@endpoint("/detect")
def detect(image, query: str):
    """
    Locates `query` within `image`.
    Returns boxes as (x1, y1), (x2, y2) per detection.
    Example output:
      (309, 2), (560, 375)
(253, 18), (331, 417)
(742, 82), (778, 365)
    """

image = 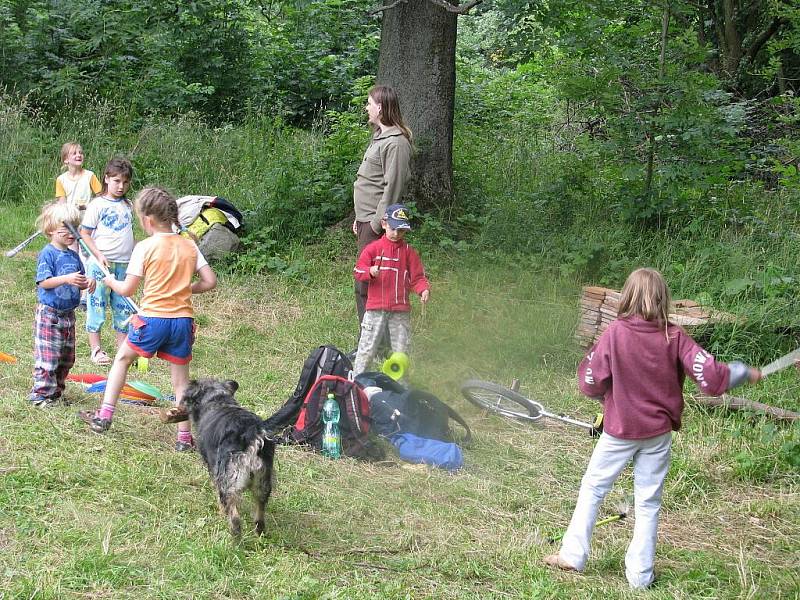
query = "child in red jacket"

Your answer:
(544, 268), (760, 589)
(352, 203), (430, 374)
